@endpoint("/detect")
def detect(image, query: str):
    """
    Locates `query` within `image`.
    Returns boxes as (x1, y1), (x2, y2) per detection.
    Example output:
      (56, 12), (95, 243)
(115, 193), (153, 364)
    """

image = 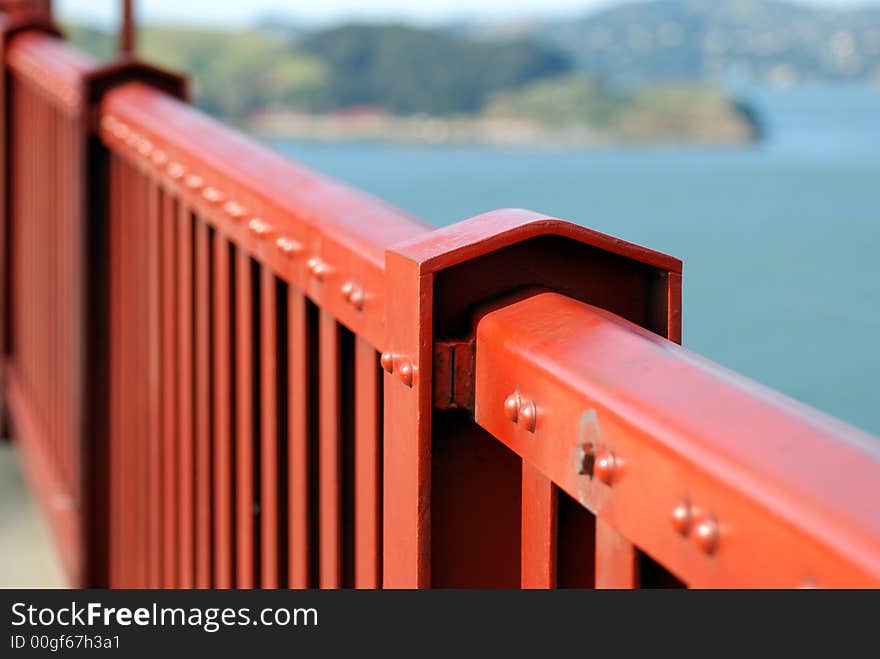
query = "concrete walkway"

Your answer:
(0, 441), (67, 588)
